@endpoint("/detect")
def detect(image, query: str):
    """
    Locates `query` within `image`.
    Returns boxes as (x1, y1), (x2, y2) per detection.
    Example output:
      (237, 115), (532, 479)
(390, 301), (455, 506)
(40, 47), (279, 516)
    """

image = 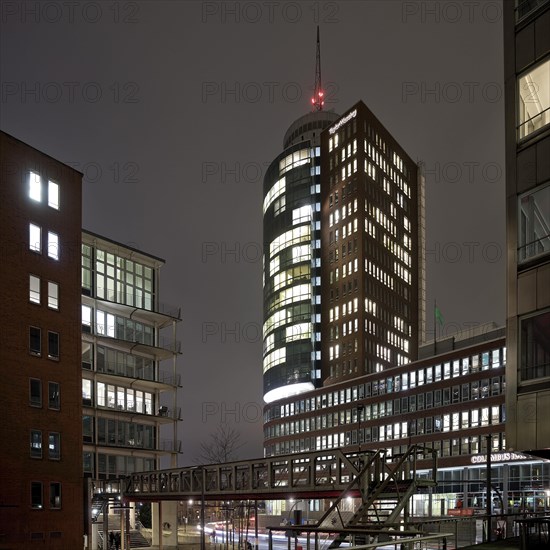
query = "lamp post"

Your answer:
(200, 468), (206, 550)
(486, 434), (492, 543)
